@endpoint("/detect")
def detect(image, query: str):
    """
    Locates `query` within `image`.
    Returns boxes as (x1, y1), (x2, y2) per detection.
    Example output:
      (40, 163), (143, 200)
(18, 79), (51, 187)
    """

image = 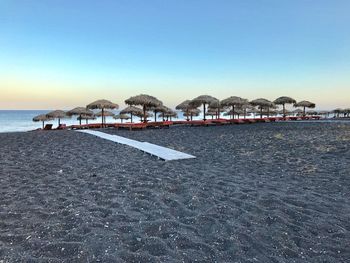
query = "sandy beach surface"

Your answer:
(1, 122), (349, 262)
